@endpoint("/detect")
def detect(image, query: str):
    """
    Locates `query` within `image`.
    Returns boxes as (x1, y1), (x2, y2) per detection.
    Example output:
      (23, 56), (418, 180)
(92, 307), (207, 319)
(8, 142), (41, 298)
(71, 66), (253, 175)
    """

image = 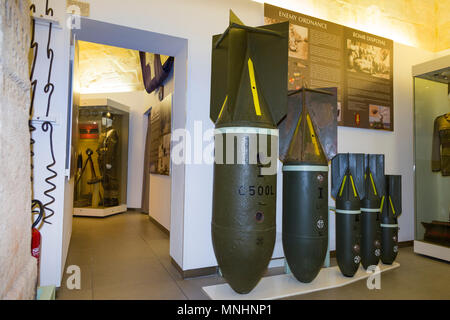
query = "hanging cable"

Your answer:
(29, 1), (56, 225)
(44, 22), (54, 117)
(32, 200), (45, 230)
(41, 121), (57, 224)
(29, 119), (36, 183)
(29, 5), (38, 181)
(29, 16), (38, 116)
(45, 0), (54, 16)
